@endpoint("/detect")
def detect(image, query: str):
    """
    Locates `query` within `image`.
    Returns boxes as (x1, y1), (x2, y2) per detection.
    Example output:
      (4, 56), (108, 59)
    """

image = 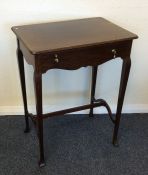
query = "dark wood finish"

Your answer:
(33, 72), (45, 167)
(12, 17), (137, 54)
(89, 66), (98, 117)
(12, 17), (138, 167)
(112, 57), (131, 146)
(42, 99), (111, 119)
(16, 40), (30, 132)
(17, 40), (133, 74)
(93, 98), (115, 123)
